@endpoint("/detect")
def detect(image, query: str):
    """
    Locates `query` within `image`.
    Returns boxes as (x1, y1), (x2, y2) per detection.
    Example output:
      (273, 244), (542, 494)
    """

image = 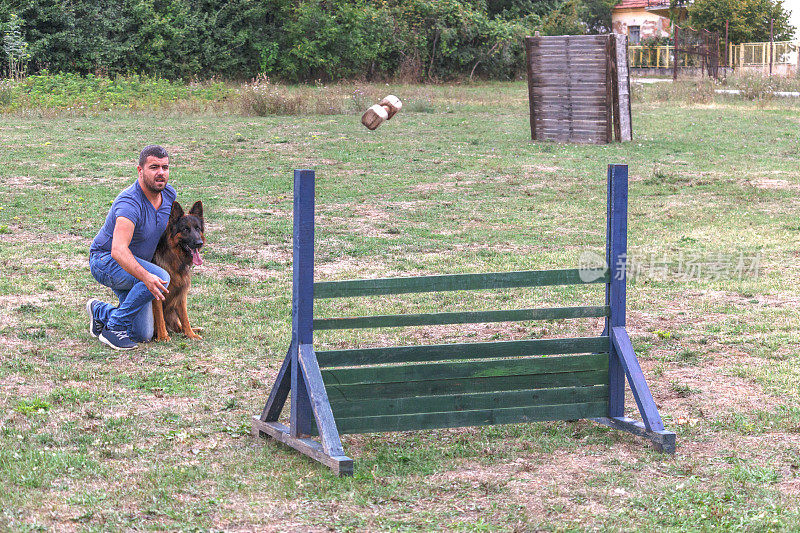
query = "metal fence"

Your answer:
(629, 45), (673, 68)
(629, 40), (800, 74)
(728, 40), (798, 74)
